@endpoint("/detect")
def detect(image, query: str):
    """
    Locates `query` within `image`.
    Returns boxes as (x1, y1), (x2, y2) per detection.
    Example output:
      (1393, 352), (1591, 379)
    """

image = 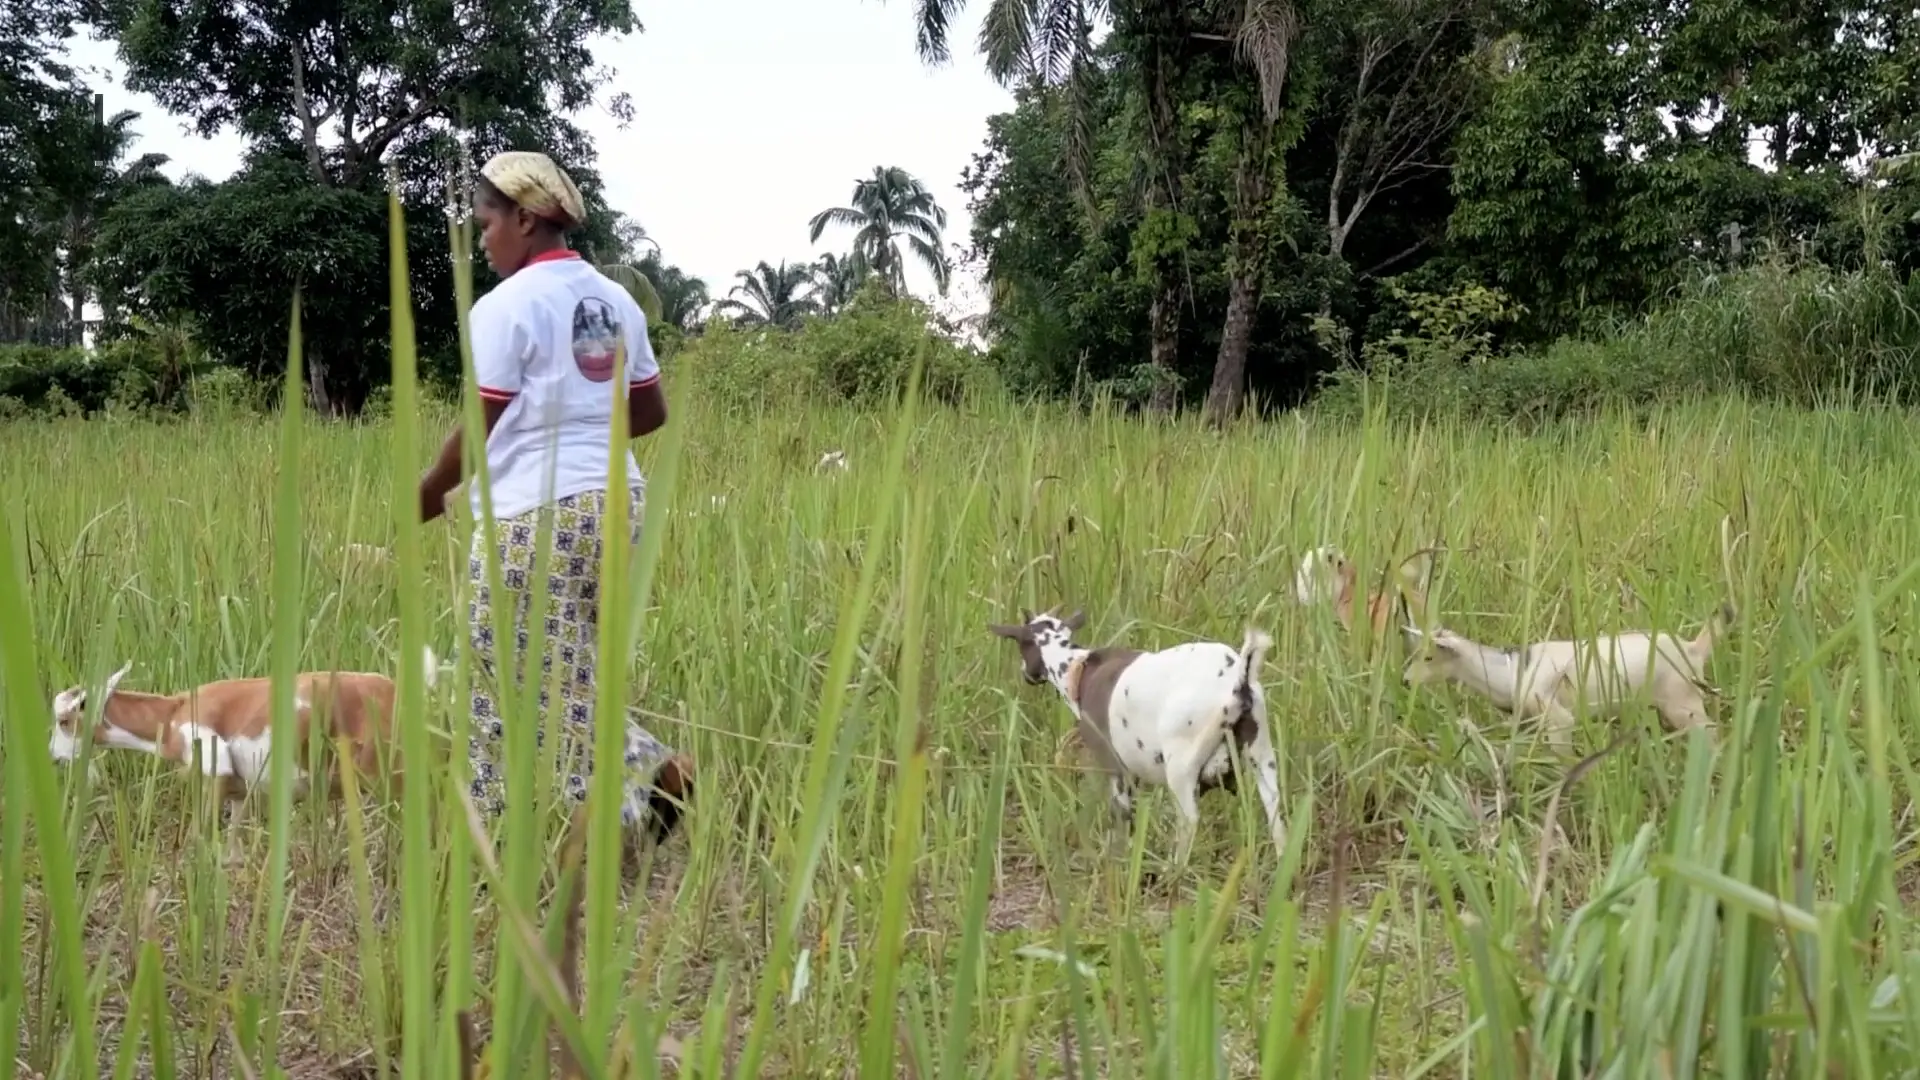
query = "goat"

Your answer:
(1399, 602), (1736, 754)
(48, 647), (442, 801)
(1295, 545), (1434, 655)
(989, 609), (1283, 863)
